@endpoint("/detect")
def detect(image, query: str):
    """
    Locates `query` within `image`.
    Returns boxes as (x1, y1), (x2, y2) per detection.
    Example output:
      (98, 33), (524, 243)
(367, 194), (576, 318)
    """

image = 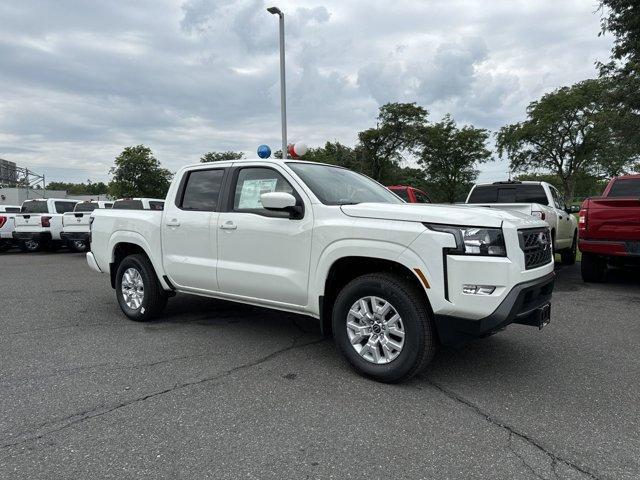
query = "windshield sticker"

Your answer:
(238, 178), (278, 209)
